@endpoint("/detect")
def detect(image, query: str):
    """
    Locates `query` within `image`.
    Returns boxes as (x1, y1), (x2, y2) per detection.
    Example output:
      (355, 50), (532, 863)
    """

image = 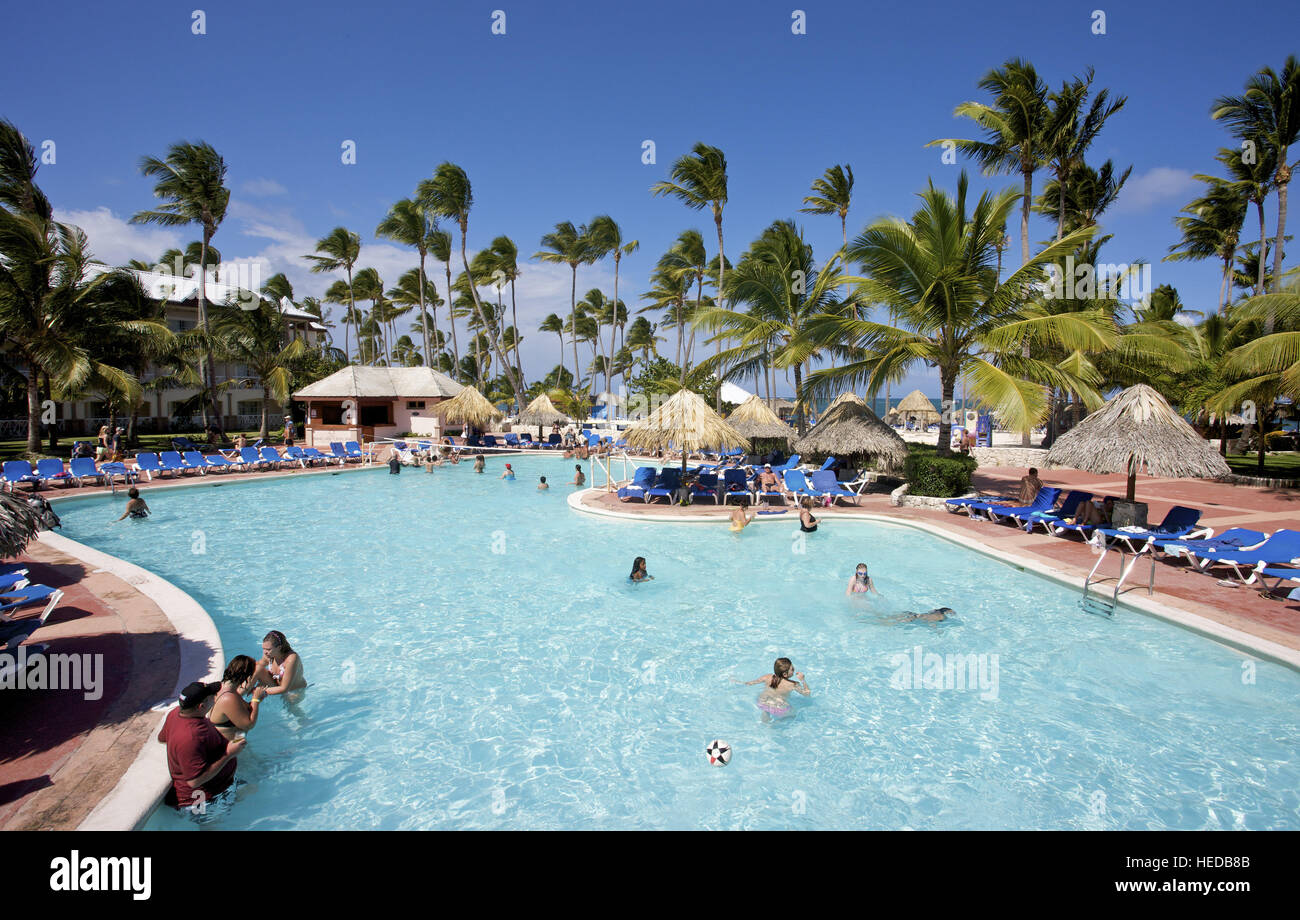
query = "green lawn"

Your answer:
(1, 429), (274, 462)
(1225, 452), (1300, 478)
